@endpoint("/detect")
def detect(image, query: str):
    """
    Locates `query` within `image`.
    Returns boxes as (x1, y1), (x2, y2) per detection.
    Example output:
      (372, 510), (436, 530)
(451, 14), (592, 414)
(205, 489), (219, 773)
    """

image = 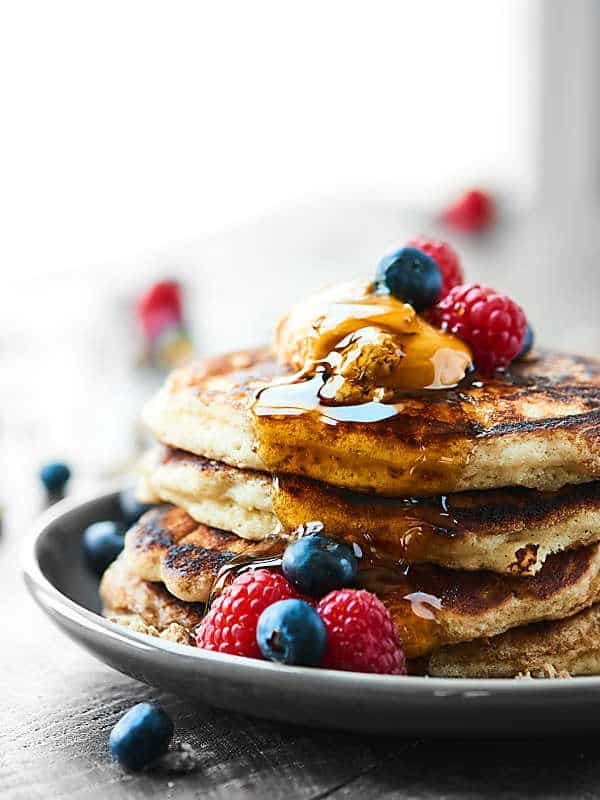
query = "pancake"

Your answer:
(139, 446), (600, 575)
(142, 348), (600, 497)
(102, 551), (600, 678)
(100, 553), (204, 644)
(123, 505), (600, 659)
(429, 602), (600, 678)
